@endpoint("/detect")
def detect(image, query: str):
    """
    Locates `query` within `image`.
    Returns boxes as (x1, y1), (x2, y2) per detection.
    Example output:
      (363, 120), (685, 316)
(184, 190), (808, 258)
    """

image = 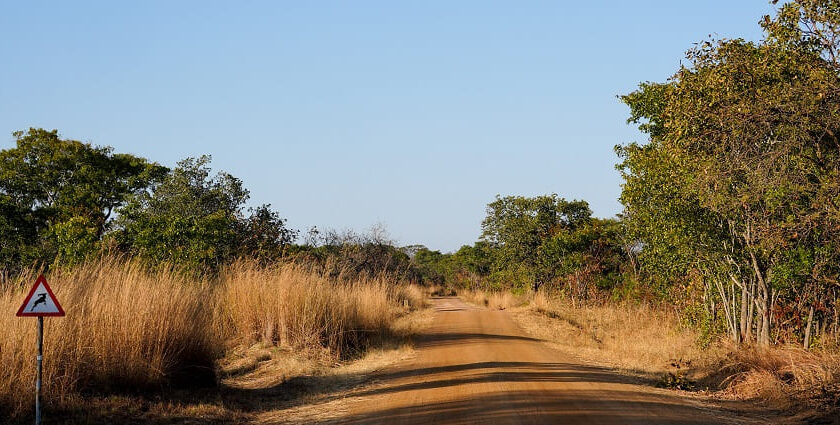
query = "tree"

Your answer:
(0, 128), (167, 268)
(536, 218), (625, 303)
(288, 226), (418, 281)
(452, 242), (493, 277)
(412, 246), (449, 285)
(0, 194), (40, 270)
(238, 204), (298, 263)
(115, 156), (250, 269)
(480, 194), (591, 291)
(619, 0), (840, 346)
